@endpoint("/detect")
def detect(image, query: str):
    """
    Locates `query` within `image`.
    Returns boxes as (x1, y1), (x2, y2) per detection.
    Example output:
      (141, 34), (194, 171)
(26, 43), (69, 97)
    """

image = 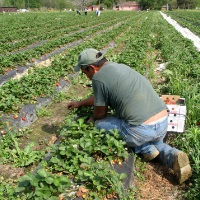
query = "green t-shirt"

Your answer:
(92, 61), (167, 125)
